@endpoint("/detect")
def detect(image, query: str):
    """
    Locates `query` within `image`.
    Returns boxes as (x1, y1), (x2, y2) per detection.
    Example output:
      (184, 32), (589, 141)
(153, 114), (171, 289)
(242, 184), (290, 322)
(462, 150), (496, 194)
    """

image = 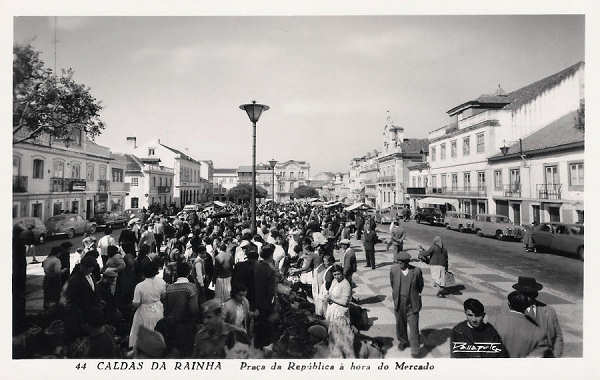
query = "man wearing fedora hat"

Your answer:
(339, 239), (356, 285)
(512, 276), (564, 357)
(390, 250), (424, 357)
